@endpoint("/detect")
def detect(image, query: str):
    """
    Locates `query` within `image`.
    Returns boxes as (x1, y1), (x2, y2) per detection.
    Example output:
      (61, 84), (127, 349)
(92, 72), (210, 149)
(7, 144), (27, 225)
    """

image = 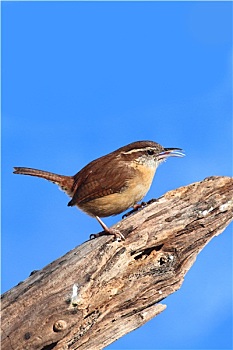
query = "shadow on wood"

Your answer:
(1, 176), (232, 350)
